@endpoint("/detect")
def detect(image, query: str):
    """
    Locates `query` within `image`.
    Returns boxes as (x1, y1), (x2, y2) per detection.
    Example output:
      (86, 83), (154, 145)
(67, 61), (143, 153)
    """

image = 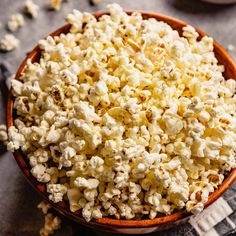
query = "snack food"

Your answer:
(8, 4), (236, 222)
(0, 34), (19, 51)
(7, 13), (25, 32)
(23, 0), (40, 19)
